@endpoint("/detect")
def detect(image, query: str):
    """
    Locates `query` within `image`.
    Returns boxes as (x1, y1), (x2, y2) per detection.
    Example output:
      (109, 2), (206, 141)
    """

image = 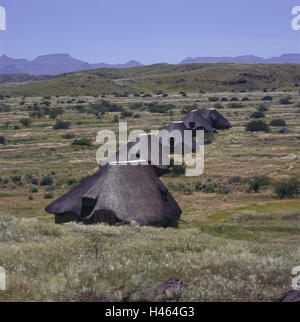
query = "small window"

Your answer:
(189, 122), (196, 128)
